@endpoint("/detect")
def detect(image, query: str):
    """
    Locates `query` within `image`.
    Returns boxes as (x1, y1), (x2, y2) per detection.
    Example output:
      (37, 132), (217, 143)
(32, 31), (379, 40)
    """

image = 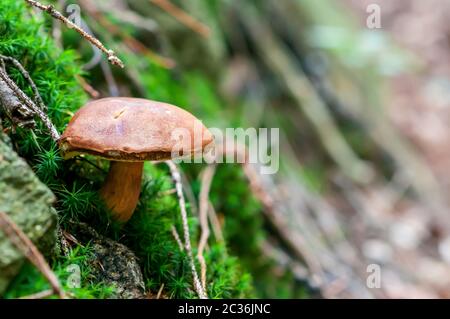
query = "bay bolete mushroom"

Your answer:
(59, 97), (214, 222)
